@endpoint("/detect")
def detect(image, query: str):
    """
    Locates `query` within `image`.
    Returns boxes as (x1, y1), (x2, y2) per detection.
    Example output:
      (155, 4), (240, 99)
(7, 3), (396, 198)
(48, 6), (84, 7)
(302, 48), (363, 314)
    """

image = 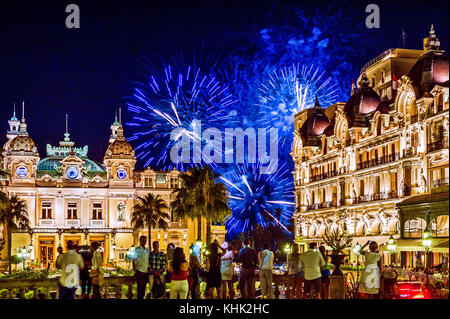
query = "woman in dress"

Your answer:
(220, 242), (237, 299)
(358, 241), (382, 299)
(287, 243), (303, 299)
(207, 240), (226, 299)
(168, 247), (190, 299)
